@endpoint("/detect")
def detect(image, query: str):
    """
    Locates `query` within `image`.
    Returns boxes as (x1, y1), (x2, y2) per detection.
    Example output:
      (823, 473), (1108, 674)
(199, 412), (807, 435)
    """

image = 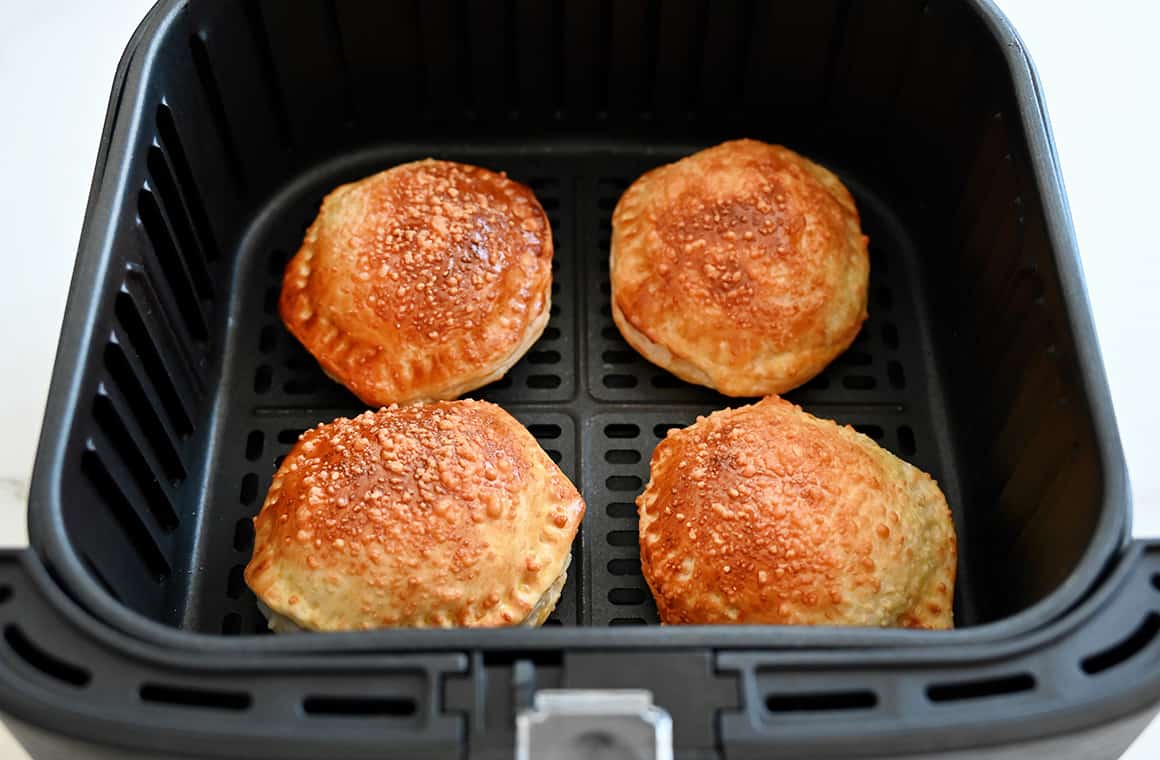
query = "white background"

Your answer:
(0, 0), (1157, 757)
